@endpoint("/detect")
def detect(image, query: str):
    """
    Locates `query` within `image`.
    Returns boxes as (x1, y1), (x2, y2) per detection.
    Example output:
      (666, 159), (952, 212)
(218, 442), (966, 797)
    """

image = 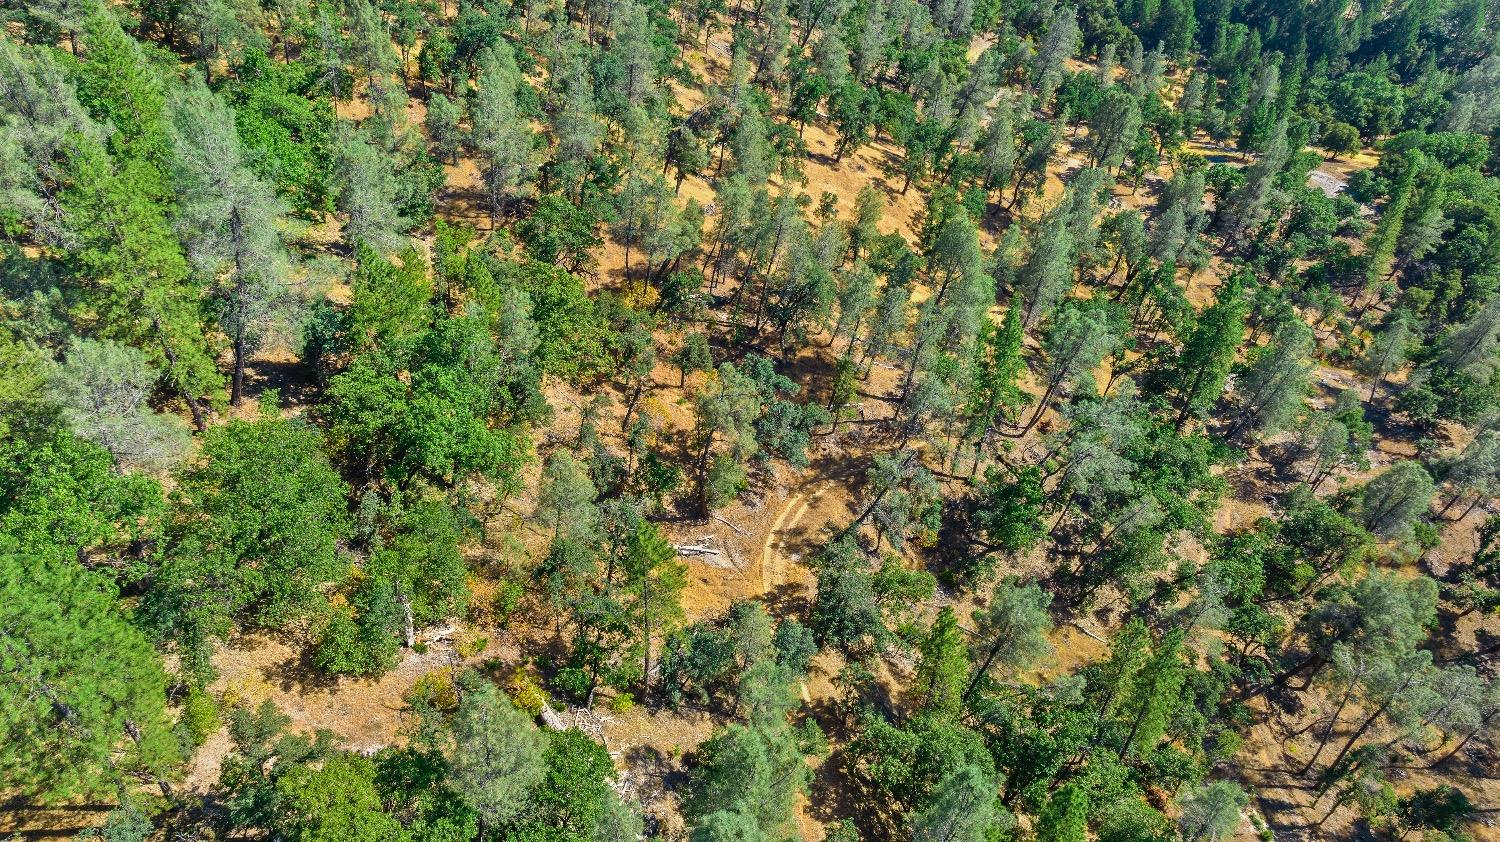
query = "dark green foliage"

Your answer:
(847, 710), (996, 817)
(0, 429), (165, 573)
(1036, 784), (1089, 842)
(810, 536), (890, 656)
(507, 728), (618, 841)
(0, 553), (177, 802)
(147, 416), (351, 682)
(516, 194), (607, 273)
(972, 464), (1047, 555)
